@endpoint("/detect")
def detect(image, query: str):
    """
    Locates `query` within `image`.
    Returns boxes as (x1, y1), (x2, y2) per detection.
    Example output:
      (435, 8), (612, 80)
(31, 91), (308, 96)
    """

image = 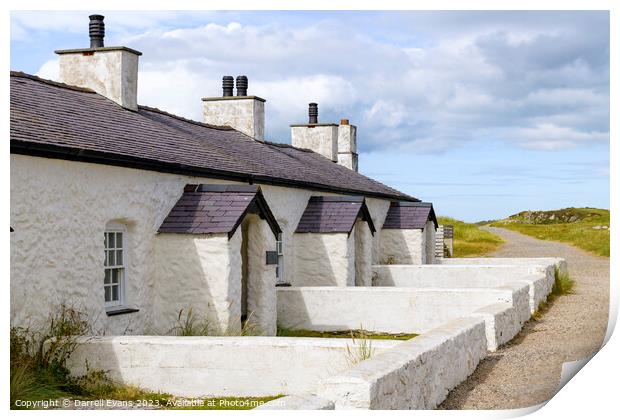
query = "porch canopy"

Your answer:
(295, 196), (375, 235)
(158, 184), (281, 238)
